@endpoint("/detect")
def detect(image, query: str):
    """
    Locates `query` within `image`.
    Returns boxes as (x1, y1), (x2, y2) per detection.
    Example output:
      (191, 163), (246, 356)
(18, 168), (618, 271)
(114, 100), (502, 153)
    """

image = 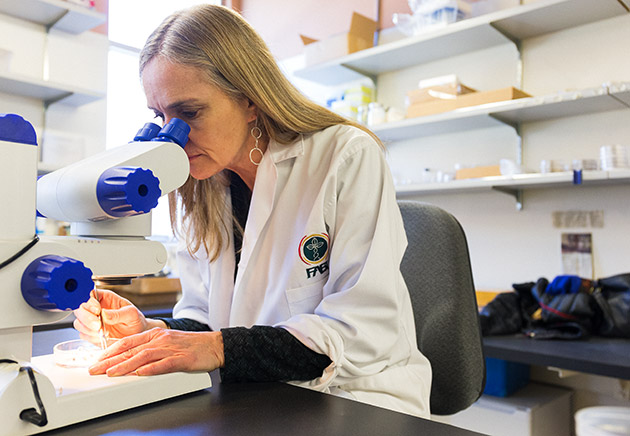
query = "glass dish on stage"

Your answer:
(53, 339), (104, 368)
